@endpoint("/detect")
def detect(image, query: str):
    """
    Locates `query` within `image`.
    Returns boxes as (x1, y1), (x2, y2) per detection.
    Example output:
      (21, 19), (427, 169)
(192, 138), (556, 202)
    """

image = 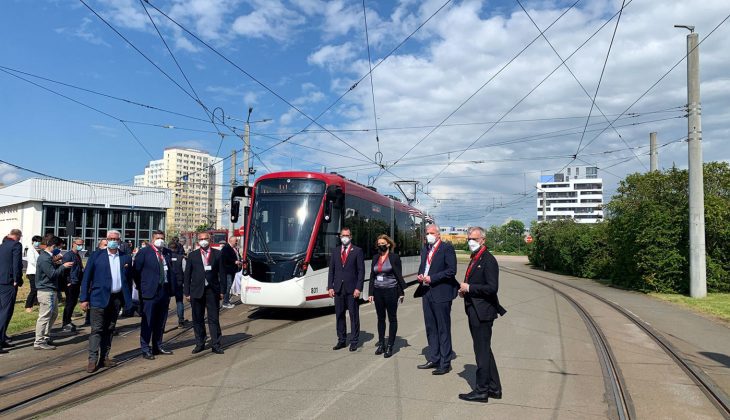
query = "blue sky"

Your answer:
(2, 0), (729, 228)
